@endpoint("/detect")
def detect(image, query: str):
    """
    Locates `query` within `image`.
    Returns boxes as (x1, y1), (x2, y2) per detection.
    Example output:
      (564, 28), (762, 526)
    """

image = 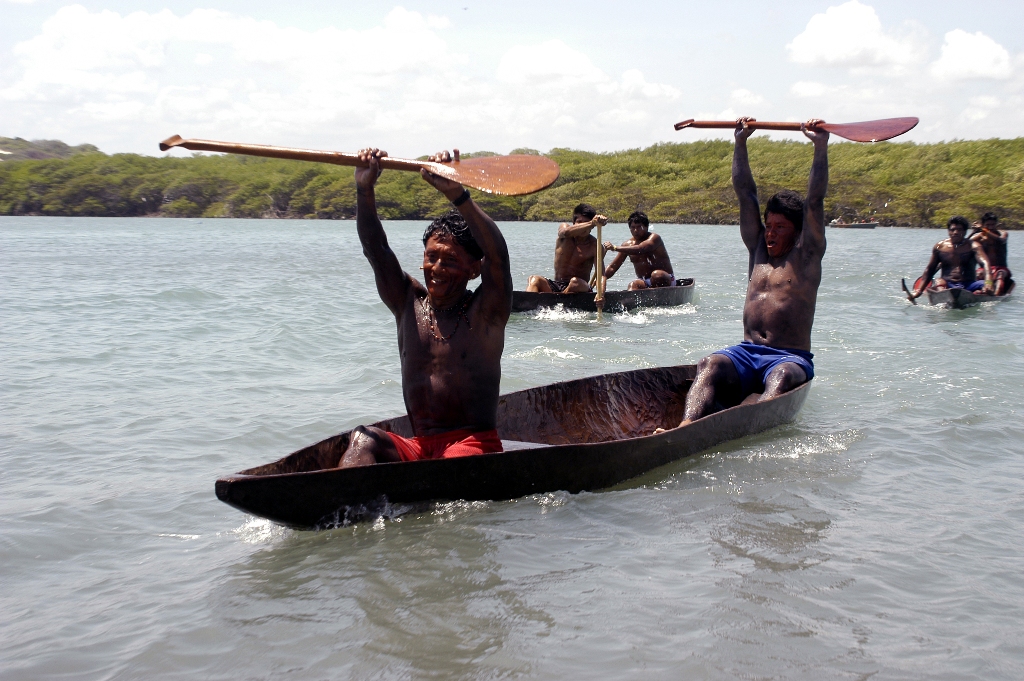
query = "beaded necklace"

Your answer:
(423, 291), (473, 343)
